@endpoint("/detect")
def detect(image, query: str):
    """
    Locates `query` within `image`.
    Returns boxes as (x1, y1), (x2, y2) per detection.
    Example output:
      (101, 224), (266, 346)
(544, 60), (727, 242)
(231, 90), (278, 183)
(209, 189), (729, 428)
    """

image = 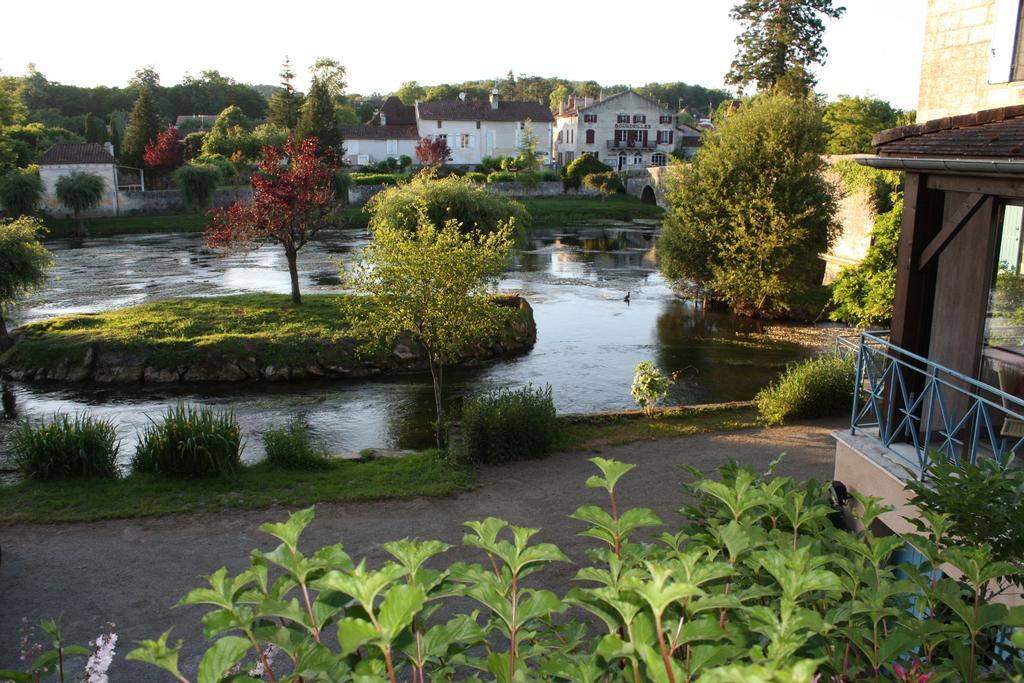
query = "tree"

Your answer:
(500, 70), (517, 100)
(309, 57), (347, 99)
(108, 118), (121, 157)
(395, 81), (426, 105)
(342, 214), (514, 448)
(658, 93), (839, 315)
(204, 137), (337, 305)
(121, 88), (163, 165)
(174, 163), (222, 212)
(726, 0), (846, 96)
(55, 171), (106, 237)
(415, 136), (451, 167)
(562, 153), (611, 191)
(549, 83), (570, 112)
(0, 170), (44, 216)
(143, 124), (183, 171)
(515, 119), (540, 174)
(269, 57), (304, 131)
(297, 78), (342, 153)
(582, 171), (623, 199)
(0, 75), (27, 126)
(0, 216), (52, 350)
(202, 105), (259, 161)
(823, 95), (902, 154)
(83, 112), (105, 143)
